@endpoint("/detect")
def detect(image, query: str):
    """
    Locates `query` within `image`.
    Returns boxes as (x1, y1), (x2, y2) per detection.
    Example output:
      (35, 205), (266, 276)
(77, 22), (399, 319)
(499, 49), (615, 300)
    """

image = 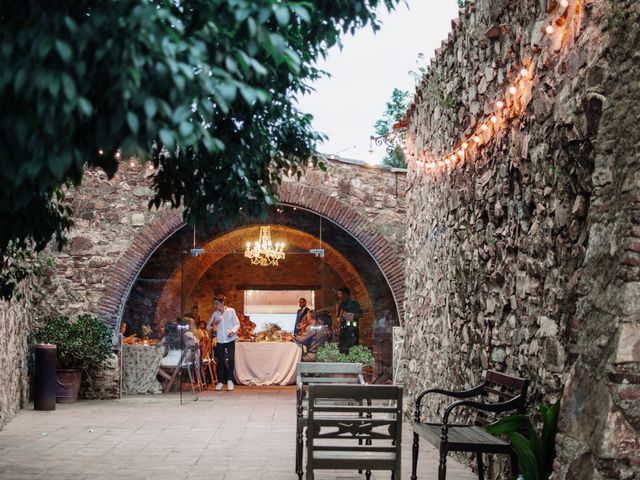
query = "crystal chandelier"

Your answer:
(244, 226), (285, 267)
